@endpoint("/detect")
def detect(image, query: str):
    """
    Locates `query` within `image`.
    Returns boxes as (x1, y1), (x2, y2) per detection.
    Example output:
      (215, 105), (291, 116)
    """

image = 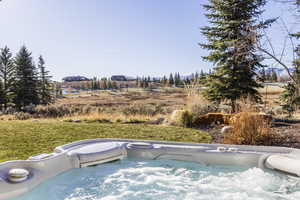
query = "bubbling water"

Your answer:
(12, 159), (300, 200)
